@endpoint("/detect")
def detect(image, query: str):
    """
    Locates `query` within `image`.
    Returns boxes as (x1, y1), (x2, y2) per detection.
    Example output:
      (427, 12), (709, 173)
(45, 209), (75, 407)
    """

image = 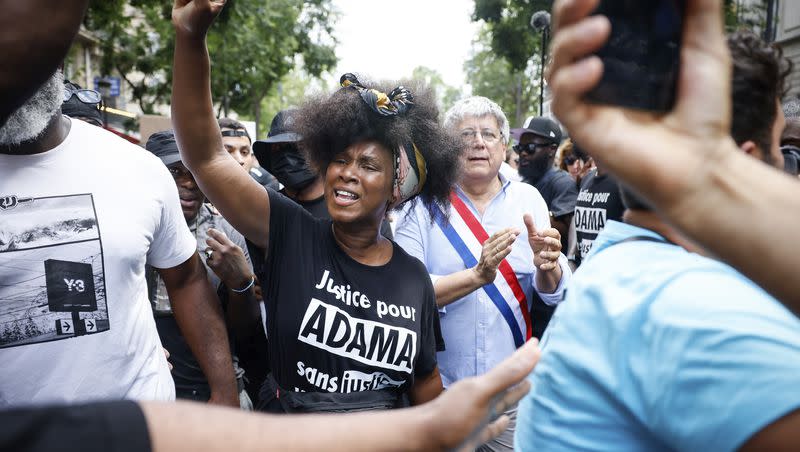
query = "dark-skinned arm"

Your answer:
(157, 253), (238, 407)
(205, 228), (262, 339)
(171, 0), (270, 249)
(740, 409), (800, 452)
(550, 214), (571, 252)
(409, 367), (444, 406)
